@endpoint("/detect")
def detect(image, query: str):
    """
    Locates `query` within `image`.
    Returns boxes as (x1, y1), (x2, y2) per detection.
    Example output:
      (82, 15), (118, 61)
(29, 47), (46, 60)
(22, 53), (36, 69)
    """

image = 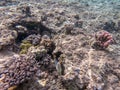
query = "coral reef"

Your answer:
(0, 53), (39, 90)
(92, 30), (114, 49)
(57, 33), (120, 90)
(0, 0), (120, 90)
